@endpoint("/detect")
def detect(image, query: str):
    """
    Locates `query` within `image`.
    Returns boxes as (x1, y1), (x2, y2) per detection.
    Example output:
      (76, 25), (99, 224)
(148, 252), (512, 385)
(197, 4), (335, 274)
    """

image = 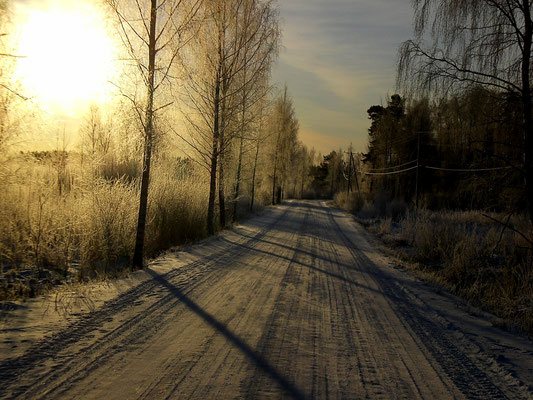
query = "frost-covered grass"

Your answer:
(395, 210), (533, 333)
(335, 194), (533, 334)
(0, 153), (209, 299)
